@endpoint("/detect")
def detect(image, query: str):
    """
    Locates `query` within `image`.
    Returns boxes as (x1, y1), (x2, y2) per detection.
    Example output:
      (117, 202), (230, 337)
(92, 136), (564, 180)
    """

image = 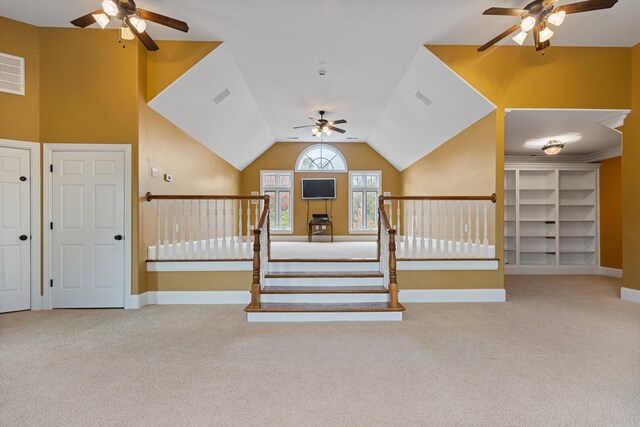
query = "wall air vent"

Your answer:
(347, 137), (359, 140)
(415, 90), (432, 108)
(0, 53), (25, 96)
(213, 88), (231, 105)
